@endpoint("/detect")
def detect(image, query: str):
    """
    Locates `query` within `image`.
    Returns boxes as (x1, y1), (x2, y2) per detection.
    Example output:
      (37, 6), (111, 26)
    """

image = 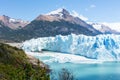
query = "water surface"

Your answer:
(31, 51), (120, 80)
